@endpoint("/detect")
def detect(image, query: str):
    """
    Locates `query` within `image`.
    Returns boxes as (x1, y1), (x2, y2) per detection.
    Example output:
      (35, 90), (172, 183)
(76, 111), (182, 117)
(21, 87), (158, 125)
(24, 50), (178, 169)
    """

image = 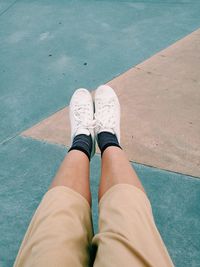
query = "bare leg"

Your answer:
(14, 89), (95, 267)
(14, 150), (93, 267)
(93, 146), (174, 267)
(93, 86), (174, 267)
(50, 150), (91, 205)
(99, 146), (145, 200)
